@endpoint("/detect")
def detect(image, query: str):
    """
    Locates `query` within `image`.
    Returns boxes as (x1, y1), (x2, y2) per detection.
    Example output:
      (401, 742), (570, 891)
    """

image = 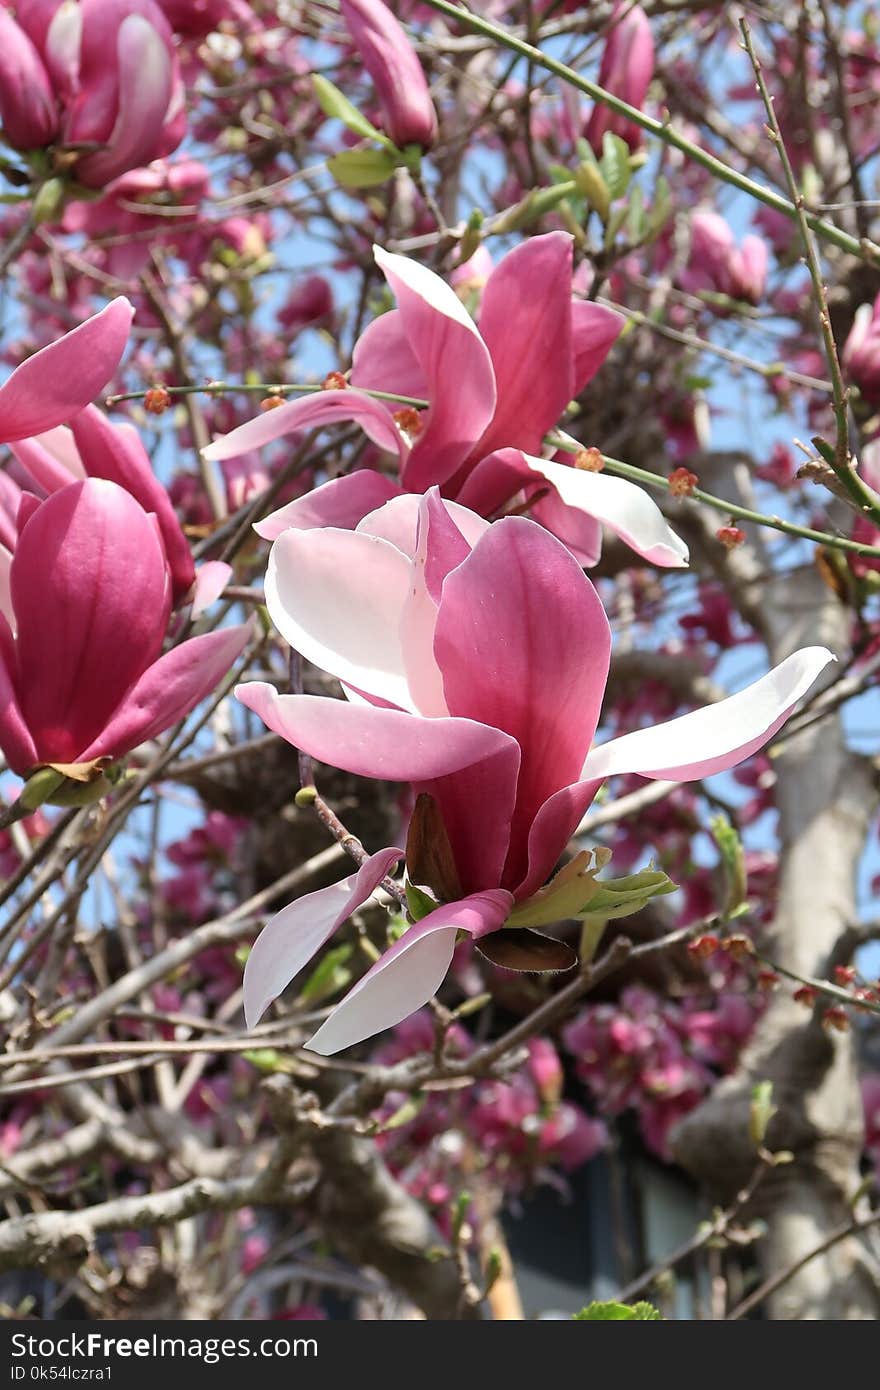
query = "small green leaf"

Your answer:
(379, 1091), (426, 1131)
(406, 882), (439, 922)
(576, 868), (678, 923)
(710, 813), (746, 919)
(574, 1300), (662, 1320)
(749, 1080), (776, 1148)
(574, 161), (611, 222)
(327, 147), (398, 188)
(599, 132), (632, 200)
(313, 74), (388, 145)
(299, 943), (354, 1004)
